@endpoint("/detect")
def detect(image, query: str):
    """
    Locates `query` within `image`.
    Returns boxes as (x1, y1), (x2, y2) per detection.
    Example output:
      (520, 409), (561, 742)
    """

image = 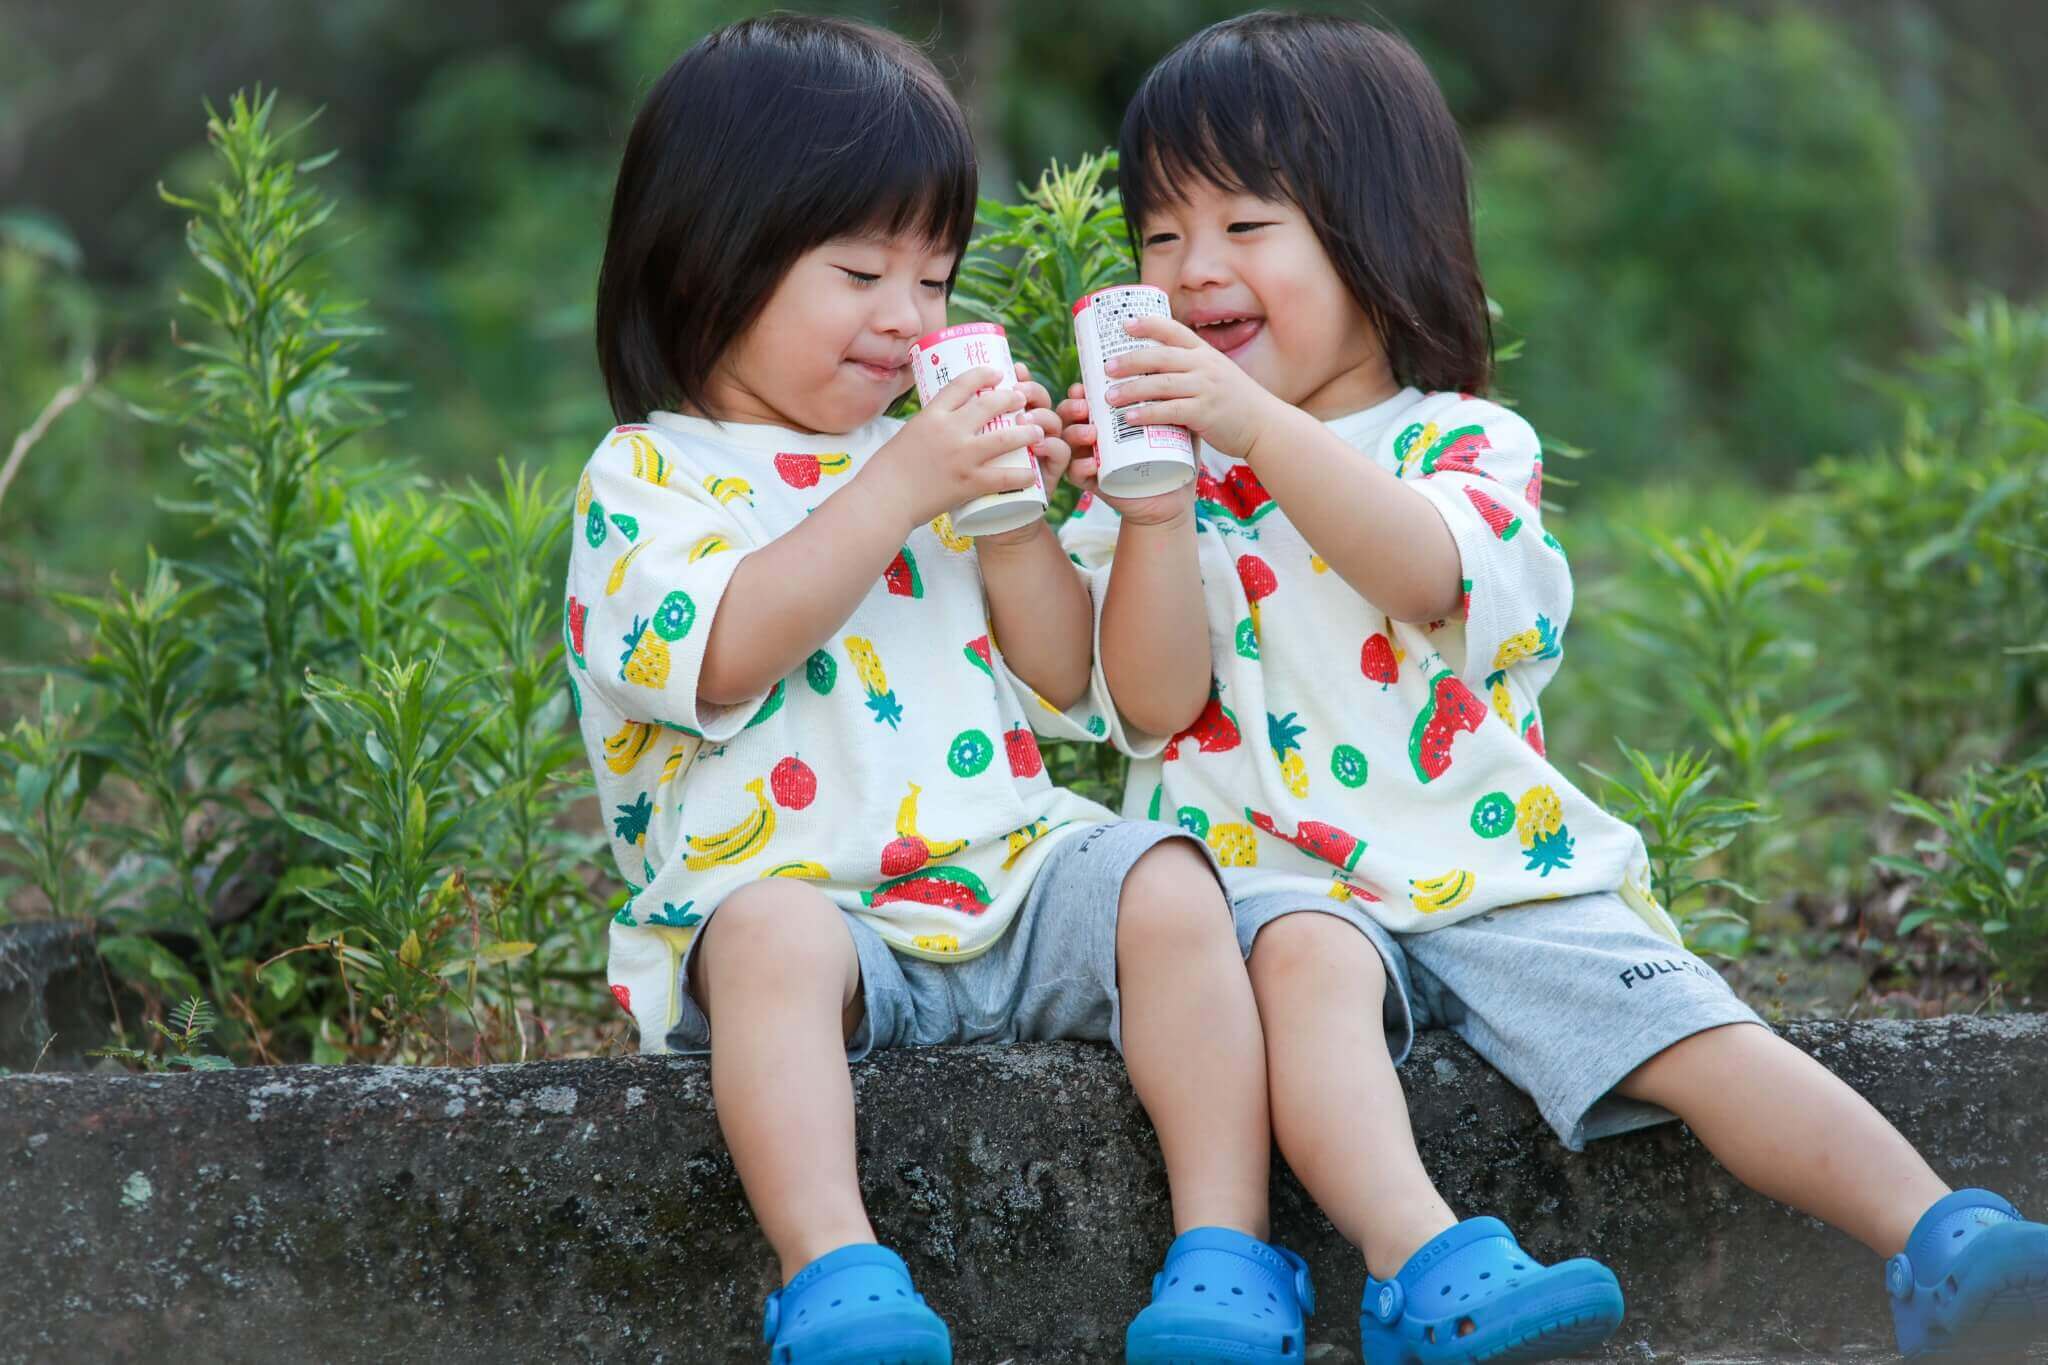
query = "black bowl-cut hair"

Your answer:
(1119, 11), (1494, 395)
(596, 15), (978, 423)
